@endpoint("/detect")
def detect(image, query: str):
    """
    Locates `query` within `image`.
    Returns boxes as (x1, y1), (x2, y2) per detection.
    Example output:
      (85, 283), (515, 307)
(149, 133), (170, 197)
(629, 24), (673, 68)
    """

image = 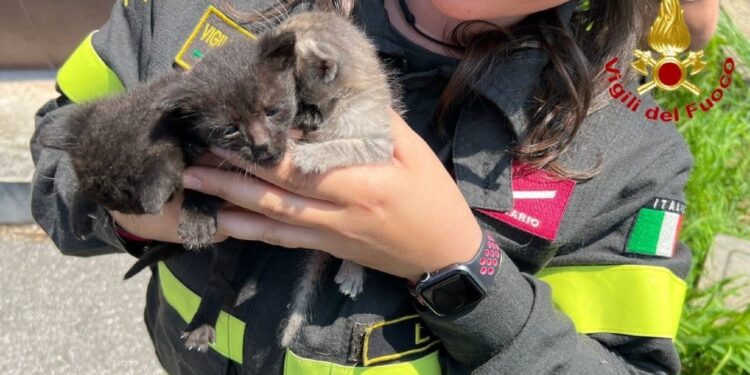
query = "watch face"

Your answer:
(422, 273), (484, 315)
